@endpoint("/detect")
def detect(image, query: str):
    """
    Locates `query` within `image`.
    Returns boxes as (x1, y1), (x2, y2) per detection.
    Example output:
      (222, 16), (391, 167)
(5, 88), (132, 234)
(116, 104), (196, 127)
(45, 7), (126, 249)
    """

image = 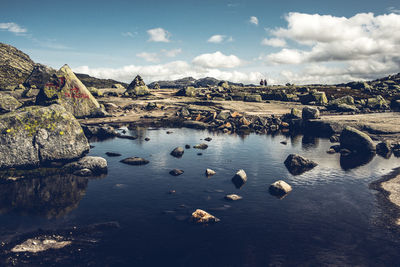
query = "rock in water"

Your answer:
(35, 64), (101, 118)
(284, 154), (317, 175)
(125, 75), (150, 97)
(190, 209), (220, 224)
(194, 143), (208, 149)
(205, 168), (216, 176)
(169, 169), (184, 176)
(64, 156), (108, 175)
(120, 157), (149, 165)
(339, 126), (376, 154)
(269, 180), (292, 197)
(0, 94), (22, 113)
(11, 238), (72, 253)
(170, 147), (184, 157)
(232, 169), (247, 188)
(225, 194), (242, 201)
(0, 104), (89, 169)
